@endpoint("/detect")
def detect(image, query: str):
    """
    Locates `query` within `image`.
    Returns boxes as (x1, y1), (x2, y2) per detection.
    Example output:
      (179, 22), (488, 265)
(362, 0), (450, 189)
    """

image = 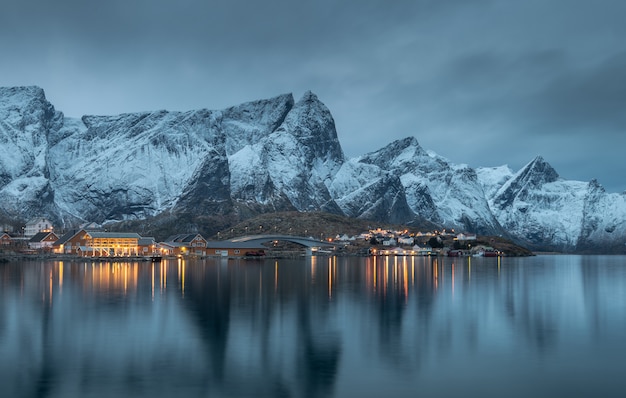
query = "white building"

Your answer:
(24, 218), (54, 238)
(455, 233), (477, 241)
(28, 231), (59, 250)
(382, 238), (396, 246)
(398, 236), (414, 245)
